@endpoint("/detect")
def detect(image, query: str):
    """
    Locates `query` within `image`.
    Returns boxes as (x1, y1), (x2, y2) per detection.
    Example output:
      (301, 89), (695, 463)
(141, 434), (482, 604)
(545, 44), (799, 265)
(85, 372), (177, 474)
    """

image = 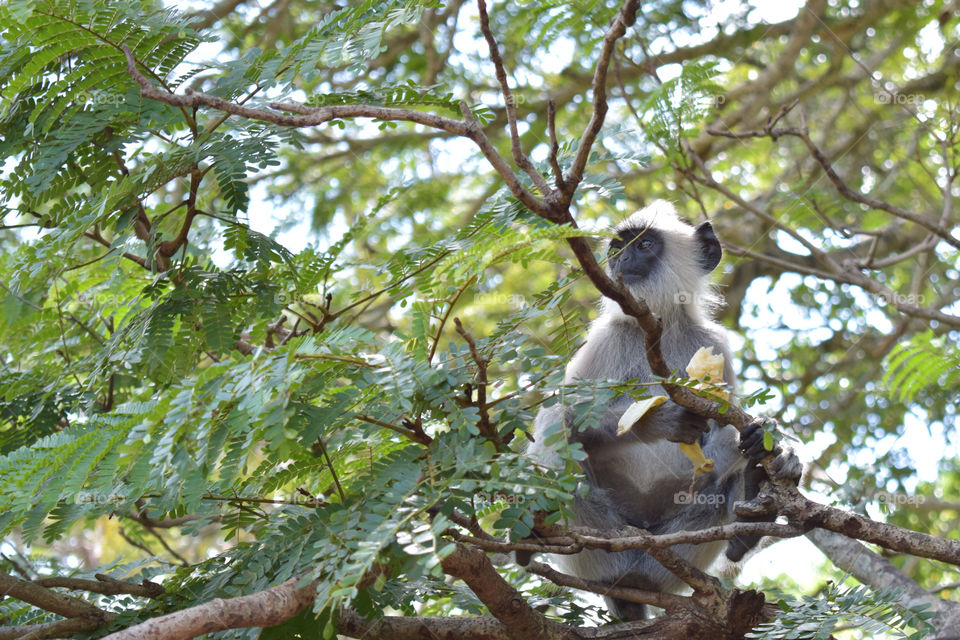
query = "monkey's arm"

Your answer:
(569, 396), (710, 447)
